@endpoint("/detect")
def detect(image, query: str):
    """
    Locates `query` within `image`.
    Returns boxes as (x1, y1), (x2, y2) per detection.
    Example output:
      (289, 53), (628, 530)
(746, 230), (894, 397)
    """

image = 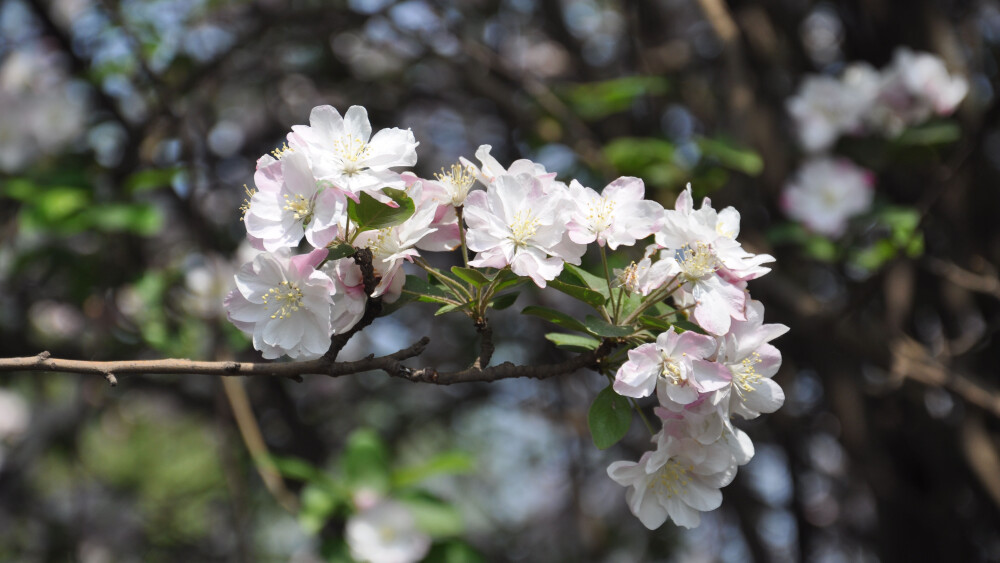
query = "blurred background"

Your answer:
(2, 0), (1000, 561)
